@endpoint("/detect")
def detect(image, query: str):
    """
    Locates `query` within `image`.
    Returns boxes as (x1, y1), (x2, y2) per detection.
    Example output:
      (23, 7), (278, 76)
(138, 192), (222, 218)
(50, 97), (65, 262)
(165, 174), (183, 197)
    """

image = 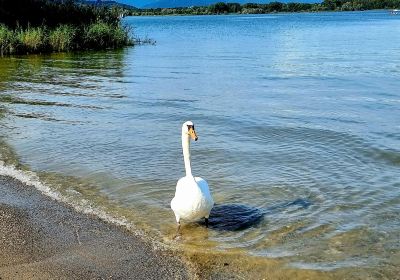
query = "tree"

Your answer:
(209, 2), (229, 14)
(227, 3), (242, 13)
(269, 2), (284, 12)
